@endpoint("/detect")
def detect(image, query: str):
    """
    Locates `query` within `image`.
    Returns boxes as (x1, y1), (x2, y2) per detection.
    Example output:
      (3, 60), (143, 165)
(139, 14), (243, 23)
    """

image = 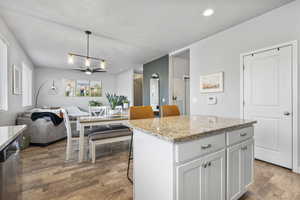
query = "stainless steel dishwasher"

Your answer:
(0, 138), (21, 200)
